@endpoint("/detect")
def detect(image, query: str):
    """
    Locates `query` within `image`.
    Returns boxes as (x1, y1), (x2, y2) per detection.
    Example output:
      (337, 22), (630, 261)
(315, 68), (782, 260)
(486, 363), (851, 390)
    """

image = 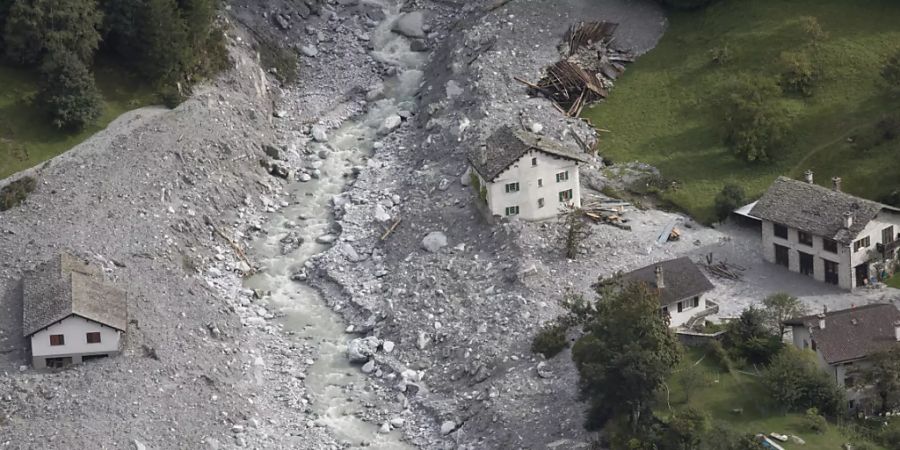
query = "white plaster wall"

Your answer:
(665, 296), (706, 328)
(31, 315), (121, 358)
(486, 151), (581, 221)
(761, 220), (853, 289)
